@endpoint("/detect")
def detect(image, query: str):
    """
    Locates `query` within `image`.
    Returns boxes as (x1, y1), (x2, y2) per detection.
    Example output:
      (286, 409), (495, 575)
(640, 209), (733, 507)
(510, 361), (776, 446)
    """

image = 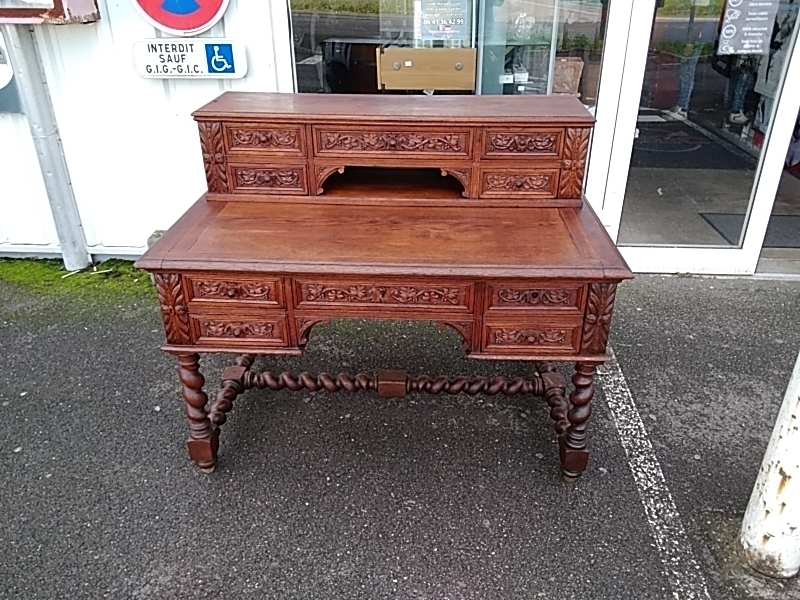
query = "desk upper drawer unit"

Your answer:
(485, 283), (585, 315)
(222, 122), (306, 157)
(478, 167), (560, 199)
(185, 275), (285, 307)
(189, 313), (290, 348)
(312, 126), (473, 159)
(294, 278), (474, 312)
(482, 128), (564, 160)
